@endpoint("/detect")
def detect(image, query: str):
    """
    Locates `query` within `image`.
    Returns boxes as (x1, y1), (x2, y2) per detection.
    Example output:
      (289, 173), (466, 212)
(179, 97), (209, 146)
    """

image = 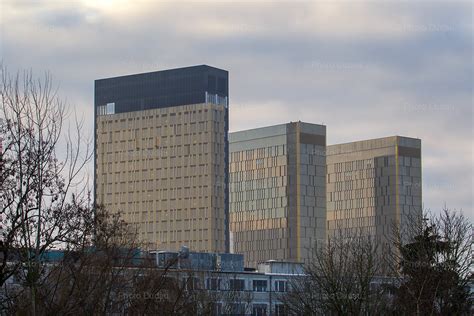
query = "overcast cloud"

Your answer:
(1, 0), (472, 217)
